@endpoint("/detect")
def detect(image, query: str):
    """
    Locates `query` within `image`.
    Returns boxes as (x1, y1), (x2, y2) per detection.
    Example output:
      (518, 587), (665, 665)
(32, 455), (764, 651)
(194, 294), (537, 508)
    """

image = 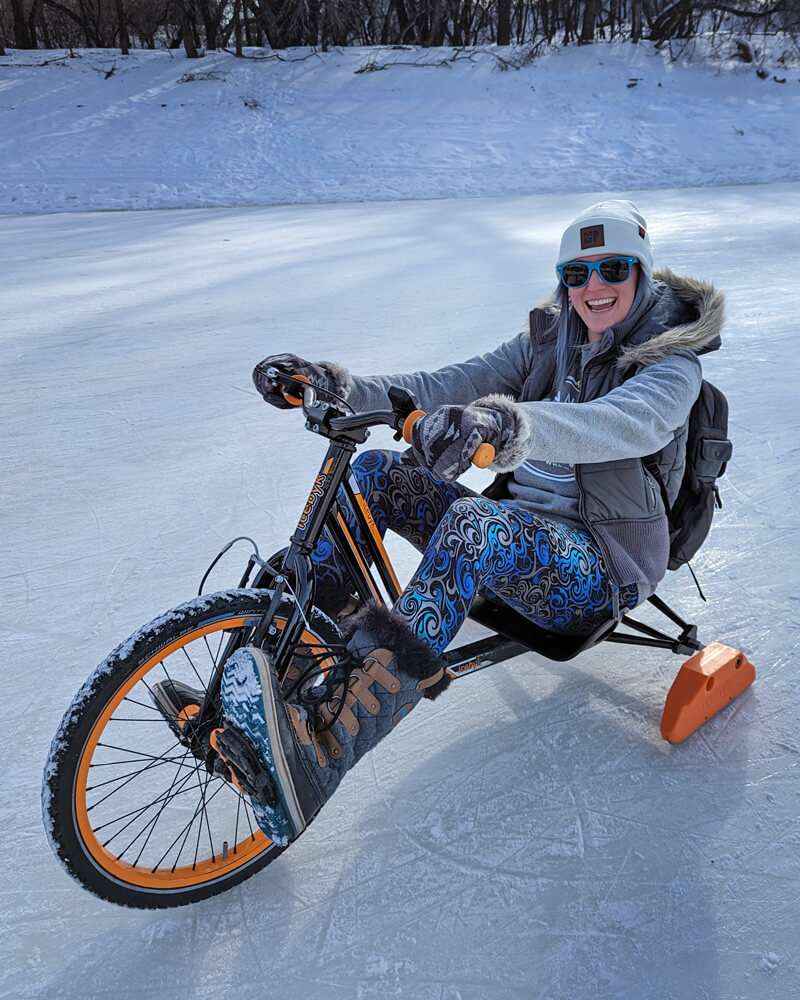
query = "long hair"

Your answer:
(548, 269), (654, 391)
